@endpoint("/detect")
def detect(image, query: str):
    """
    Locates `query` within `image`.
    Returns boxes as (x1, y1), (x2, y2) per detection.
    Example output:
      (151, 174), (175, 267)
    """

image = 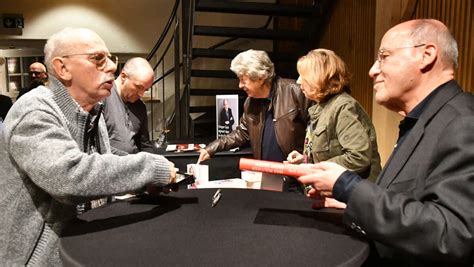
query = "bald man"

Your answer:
(0, 28), (175, 265)
(16, 62), (48, 99)
(103, 57), (157, 155)
(297, 19), (474, 265)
